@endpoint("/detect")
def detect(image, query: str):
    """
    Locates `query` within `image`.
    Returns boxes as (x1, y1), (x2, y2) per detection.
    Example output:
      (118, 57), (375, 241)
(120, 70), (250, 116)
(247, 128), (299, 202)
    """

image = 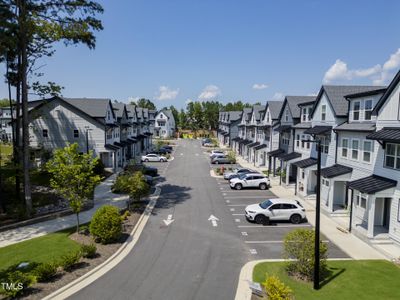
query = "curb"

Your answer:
(209, 169), (223, 178)
(42, 186), (162, 300)
(234, 258), (355, 300)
